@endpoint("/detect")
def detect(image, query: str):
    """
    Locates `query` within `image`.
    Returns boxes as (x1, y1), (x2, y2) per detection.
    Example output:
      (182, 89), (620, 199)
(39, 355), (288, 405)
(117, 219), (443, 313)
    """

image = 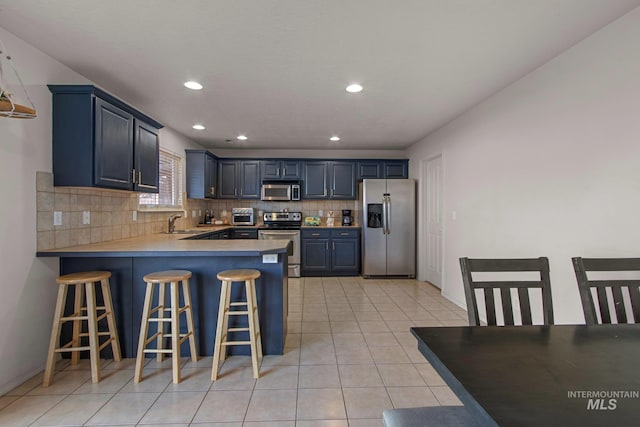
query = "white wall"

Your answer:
(0, 26), (203, 394)
(407, 7), (640, 324)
